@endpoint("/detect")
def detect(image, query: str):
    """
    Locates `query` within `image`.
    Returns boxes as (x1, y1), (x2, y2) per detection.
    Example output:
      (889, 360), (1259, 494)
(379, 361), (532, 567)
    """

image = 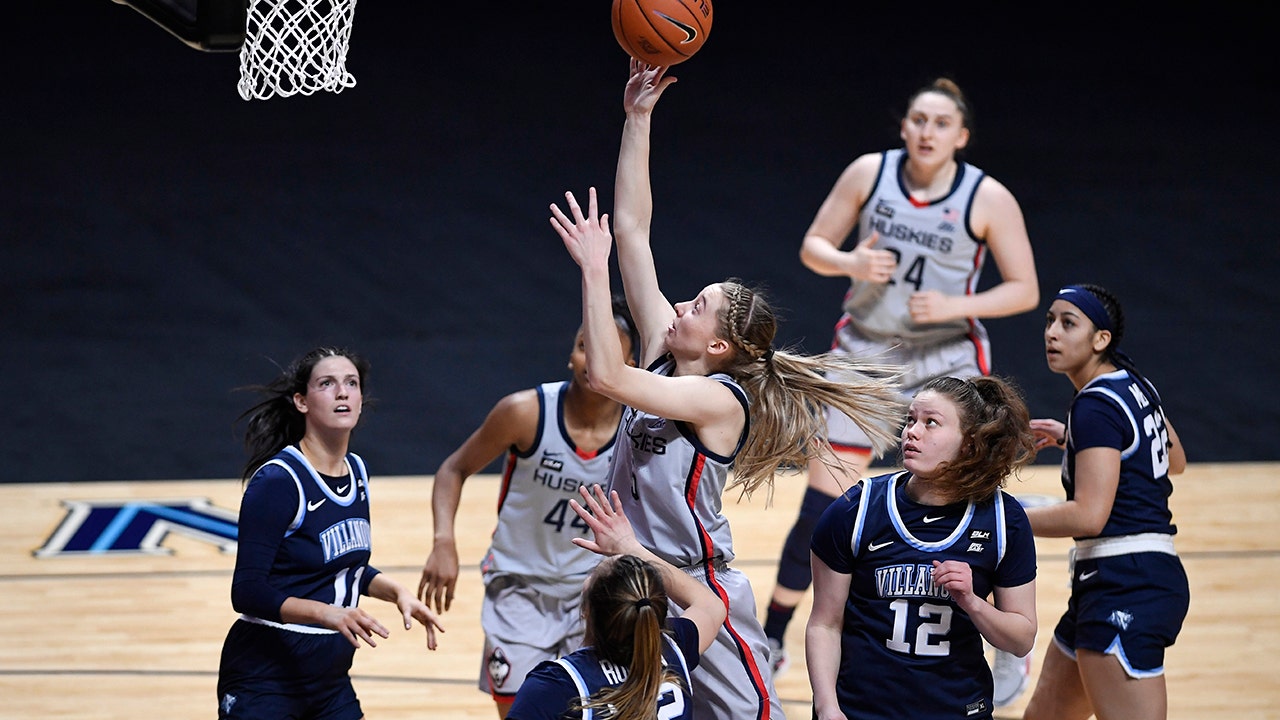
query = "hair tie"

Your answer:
(761, 347), (775, 362)
(634, 598), (652, 609)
